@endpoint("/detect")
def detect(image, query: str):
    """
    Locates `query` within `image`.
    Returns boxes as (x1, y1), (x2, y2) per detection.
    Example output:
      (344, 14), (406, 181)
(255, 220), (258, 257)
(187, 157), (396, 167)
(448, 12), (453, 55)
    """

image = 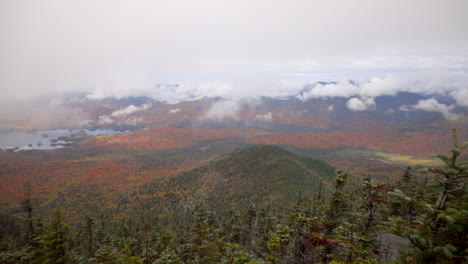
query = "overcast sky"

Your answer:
(1, 0), (468, 105)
